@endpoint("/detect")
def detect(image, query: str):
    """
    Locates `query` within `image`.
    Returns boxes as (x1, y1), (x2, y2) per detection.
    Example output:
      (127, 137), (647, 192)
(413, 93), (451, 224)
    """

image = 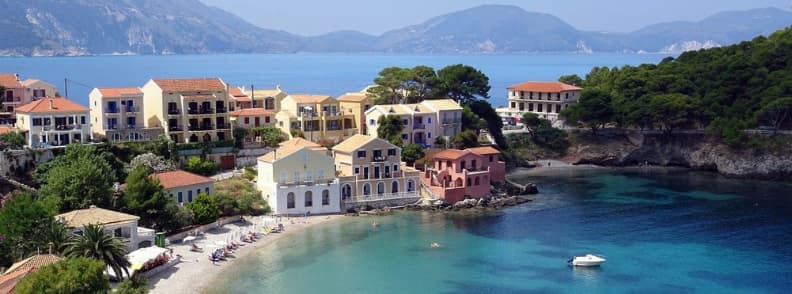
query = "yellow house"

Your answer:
(275, 94), (357, 144)
(249, 85), (288, 111)
(89, 87), (164, 142)
(332, 135), (420, 206)
(141, 78), (231, 143)
(257, 142), (340, 215)
(337, 92), (374, 135)
(14, 97), (91, 147)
